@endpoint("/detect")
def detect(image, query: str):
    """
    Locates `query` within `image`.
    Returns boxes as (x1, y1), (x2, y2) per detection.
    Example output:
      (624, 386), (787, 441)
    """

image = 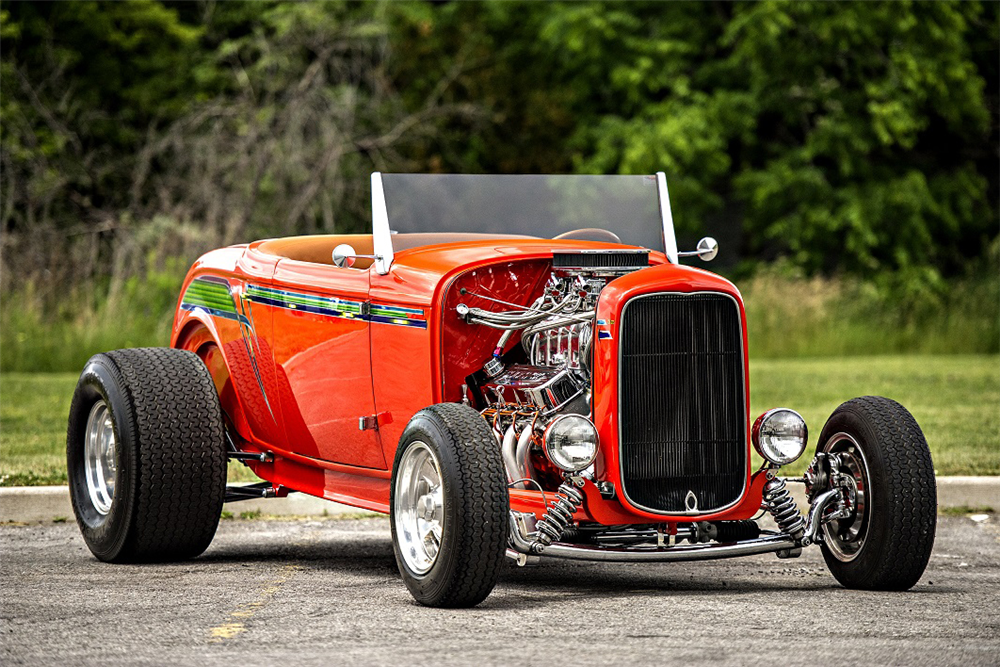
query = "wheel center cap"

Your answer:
(418, 494), (436, 521)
